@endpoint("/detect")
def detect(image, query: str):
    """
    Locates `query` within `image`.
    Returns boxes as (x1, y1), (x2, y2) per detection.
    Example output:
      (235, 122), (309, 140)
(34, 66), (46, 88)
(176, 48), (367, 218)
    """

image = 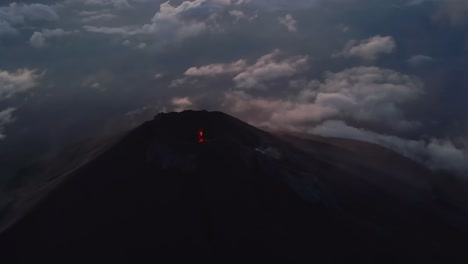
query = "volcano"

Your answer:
(0, 111), (467, 263)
